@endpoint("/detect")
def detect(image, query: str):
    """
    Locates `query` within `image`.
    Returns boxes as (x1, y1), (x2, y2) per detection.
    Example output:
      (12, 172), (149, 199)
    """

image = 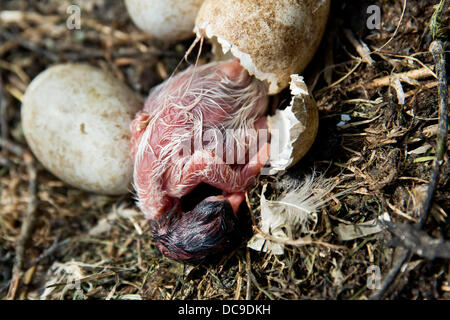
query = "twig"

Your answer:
(0, 157), (12, 166)
(317, 59), (362, 94)
(243, 249), (274, 300)
(385, 222), (450, 259)
(253, 225), (347, 251)
(234, 259), (243, 300)
(0, 29), (58, 62)
(374, 52), (438, 77)
(59, 47), (184, 61)
(343, 29), (374, 65)
(403, 81), (439, 99)
(23, 238), (71, 270)
(385, 200), (419, 223)
(6, 151), (39, 300)
(416, 40), (448, 230)
(350, 67), (435, 92)
(428, 40), (448, 168)
(45, 271), (115, 288)
(0, 77), (8, 140)
(370, 40), (448, 300)
(0, 10), (60, 24)
(369, 248), (411, 300)
(245, 248), (252, 300)
(0, 137), (26, 155)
